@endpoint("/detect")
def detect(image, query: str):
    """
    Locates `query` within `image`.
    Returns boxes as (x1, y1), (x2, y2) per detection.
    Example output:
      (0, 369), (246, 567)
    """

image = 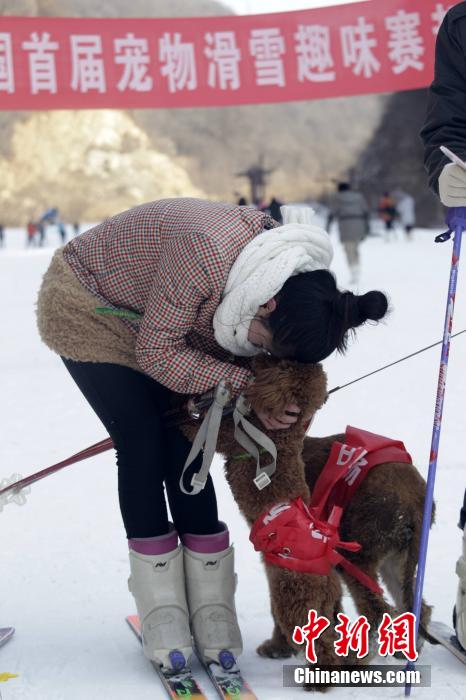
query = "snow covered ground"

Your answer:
(1, 220), (466, 699)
